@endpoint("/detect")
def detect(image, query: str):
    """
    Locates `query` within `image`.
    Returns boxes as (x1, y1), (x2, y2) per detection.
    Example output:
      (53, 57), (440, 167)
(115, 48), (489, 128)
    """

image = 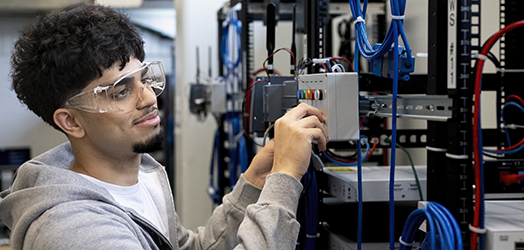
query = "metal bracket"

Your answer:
(368, 95), (452, 121)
